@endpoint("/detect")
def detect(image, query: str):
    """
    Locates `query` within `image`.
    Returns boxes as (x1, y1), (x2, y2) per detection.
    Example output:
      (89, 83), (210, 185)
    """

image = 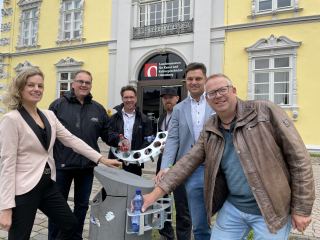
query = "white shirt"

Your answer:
(160, 113), (173, 132)
(190, 94), (206, 143)
(121, 108), (136, 148)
